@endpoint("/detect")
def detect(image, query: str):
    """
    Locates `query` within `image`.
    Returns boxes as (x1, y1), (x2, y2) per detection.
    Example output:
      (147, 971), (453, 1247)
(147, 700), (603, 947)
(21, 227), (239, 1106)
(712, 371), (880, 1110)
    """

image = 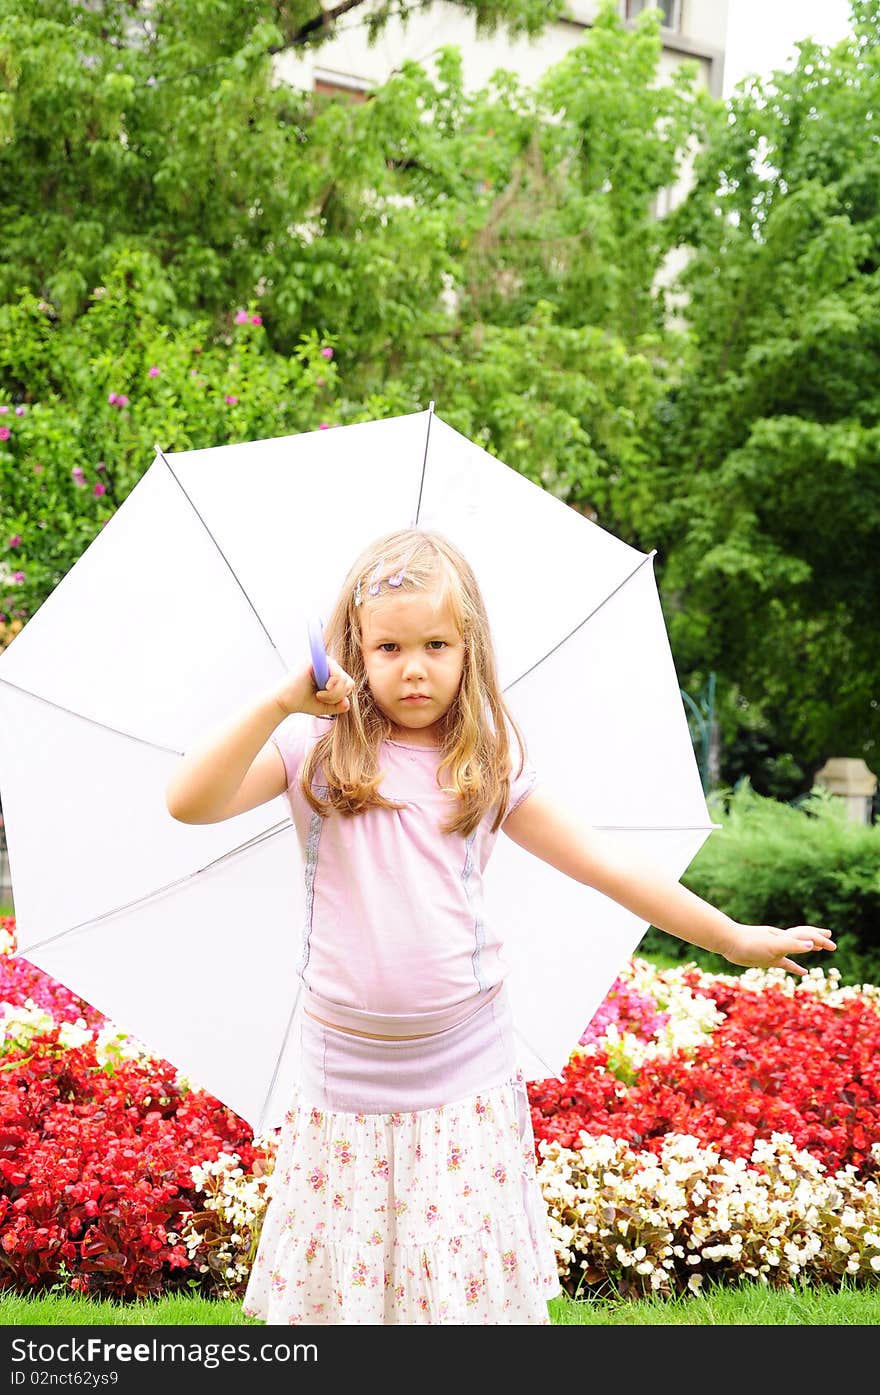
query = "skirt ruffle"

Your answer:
(242, 1072), (560, 1325)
